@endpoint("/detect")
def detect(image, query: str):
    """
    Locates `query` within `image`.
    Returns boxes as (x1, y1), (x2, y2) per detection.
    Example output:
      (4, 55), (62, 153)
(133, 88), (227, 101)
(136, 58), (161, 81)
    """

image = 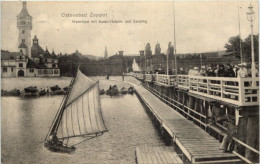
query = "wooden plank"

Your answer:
(197, 159), (242, 163)
(155, 147), (170, 164)
(136, 147), (144, 164)
(160, 147), (178, 163)
(163, 147), (183, 164)
(140, 146), (152, 164)
(193, 153), (238, 158)
(157, 146), (174, 164)
(151, 147), (166, 164)
(145, 146), (159, 164)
